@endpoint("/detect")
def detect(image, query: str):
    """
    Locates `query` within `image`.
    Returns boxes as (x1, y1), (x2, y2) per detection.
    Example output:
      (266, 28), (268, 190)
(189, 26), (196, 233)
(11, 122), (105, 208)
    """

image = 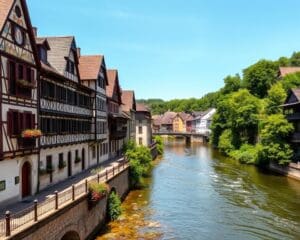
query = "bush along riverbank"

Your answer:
(210, 55), (300, 168)
(123, 141), (154, 189)
(154, 136), (164, 155)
